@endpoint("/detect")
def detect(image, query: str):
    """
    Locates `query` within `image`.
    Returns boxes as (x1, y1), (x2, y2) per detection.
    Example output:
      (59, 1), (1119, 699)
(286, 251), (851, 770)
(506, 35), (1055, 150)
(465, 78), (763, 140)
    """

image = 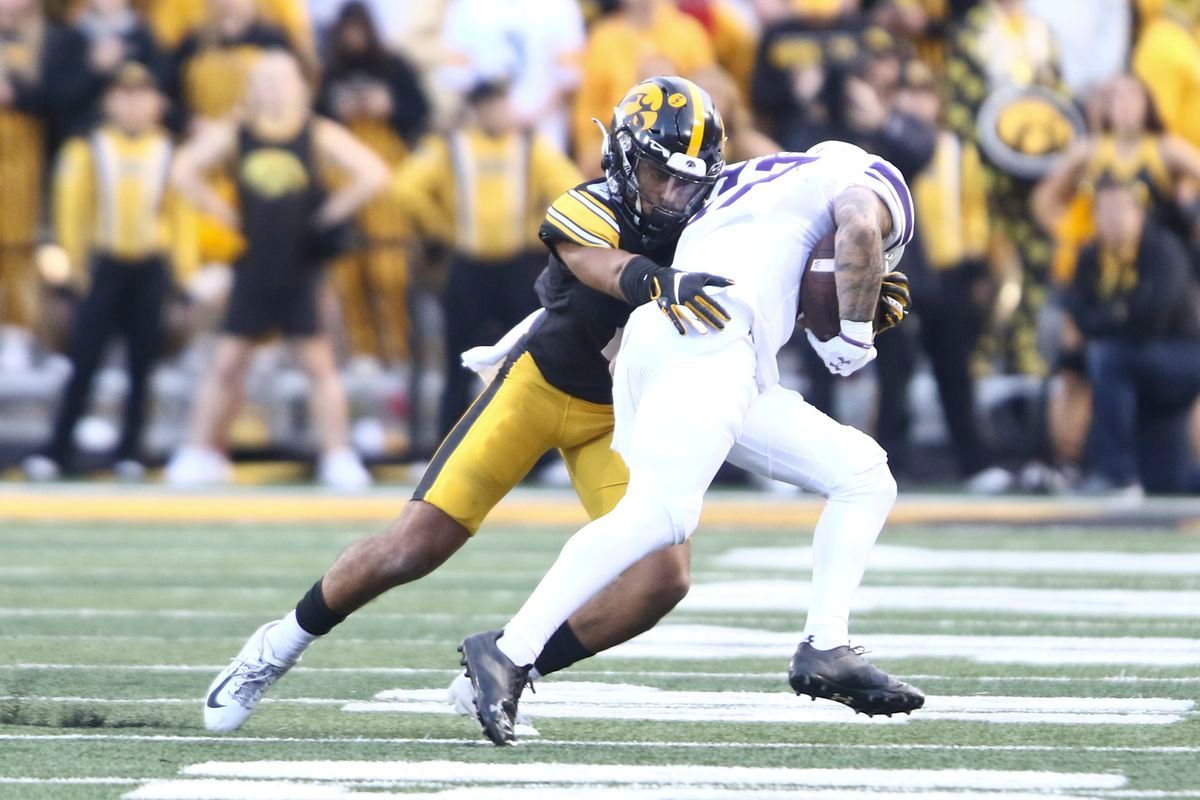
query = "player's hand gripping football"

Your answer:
(651, 269), (734, 335)
(874, 270), (912, 335)
(807, 320), (877, 376)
